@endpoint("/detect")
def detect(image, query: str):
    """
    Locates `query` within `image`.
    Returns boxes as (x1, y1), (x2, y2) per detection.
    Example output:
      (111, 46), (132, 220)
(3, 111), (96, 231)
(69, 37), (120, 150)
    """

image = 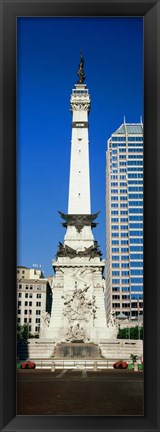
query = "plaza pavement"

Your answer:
(17, 369), (143, 416)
